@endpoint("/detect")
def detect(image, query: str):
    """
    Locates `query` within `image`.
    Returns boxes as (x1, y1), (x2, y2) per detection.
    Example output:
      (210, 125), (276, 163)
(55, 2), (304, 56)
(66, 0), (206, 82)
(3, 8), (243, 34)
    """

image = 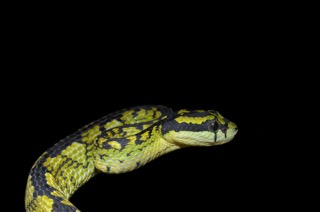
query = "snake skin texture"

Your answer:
(25, 105), (238, 211)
